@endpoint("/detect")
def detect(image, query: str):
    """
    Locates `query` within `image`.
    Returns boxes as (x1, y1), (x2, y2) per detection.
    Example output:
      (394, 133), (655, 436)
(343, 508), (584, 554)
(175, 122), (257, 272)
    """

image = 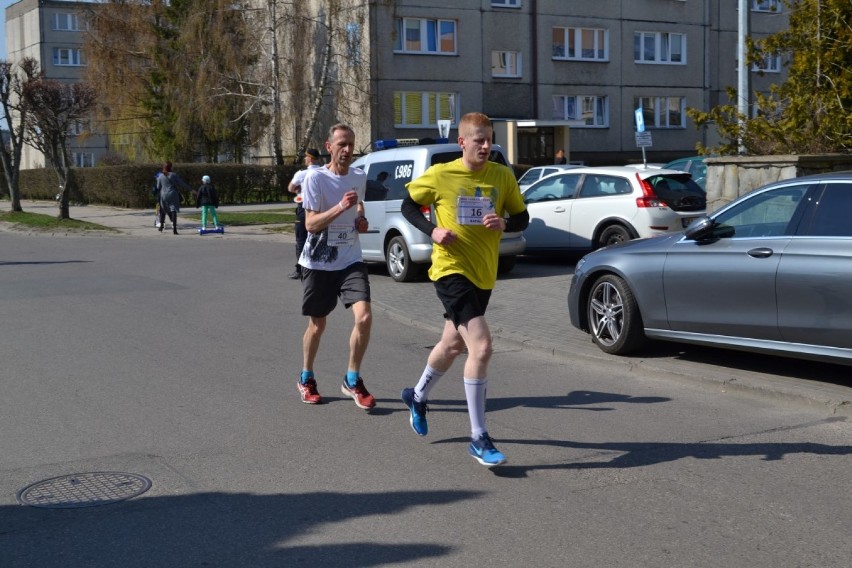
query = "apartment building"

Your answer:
(5, 0), (108, 170)
(351, 0), (789, 165)
(5, 0), (789, 169)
